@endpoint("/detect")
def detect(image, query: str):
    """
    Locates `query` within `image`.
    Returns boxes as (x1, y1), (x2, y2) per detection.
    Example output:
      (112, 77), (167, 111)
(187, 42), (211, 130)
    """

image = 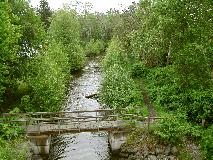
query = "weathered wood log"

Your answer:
(85, 93), (98, 99)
